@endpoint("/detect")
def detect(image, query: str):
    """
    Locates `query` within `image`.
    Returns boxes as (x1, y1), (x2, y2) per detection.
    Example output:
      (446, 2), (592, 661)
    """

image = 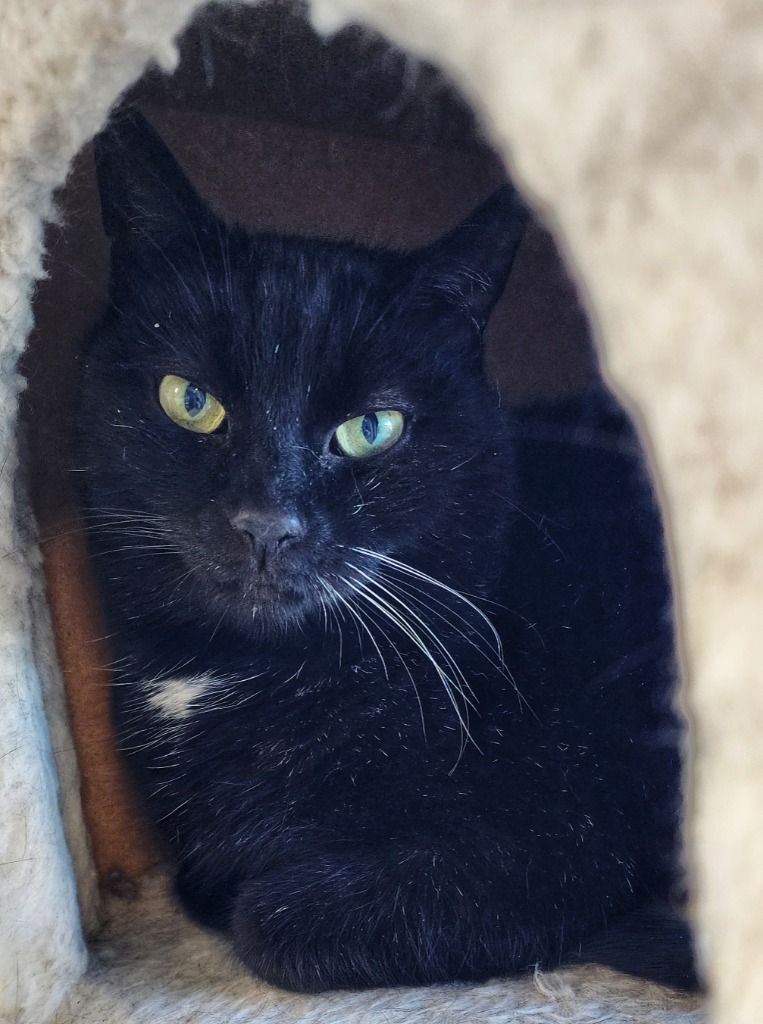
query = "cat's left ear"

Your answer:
(93, 107), (211, 246)
(406, 185), (529, 331)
